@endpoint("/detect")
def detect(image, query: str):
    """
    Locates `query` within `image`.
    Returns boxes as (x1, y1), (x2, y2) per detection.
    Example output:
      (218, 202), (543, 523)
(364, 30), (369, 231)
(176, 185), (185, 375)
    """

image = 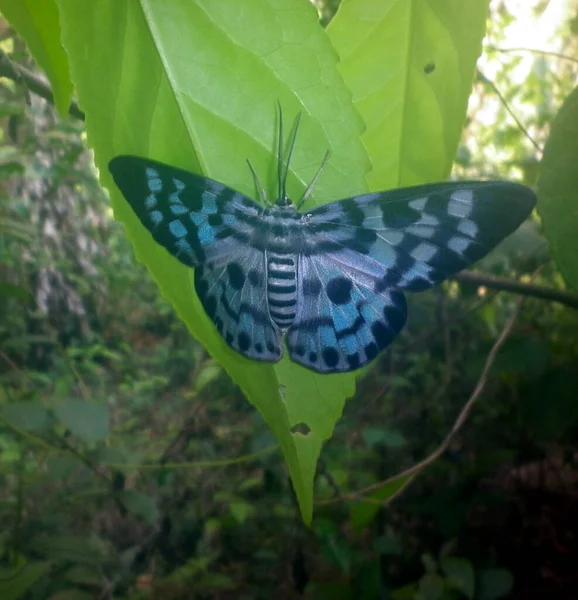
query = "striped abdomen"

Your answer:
(266, 251), (297, 329)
